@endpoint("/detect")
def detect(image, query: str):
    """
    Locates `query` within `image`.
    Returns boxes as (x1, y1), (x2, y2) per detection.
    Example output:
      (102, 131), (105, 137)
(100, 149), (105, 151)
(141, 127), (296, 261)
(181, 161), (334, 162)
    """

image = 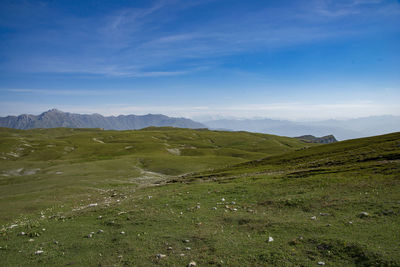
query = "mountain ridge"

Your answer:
(204, 115), (400, 140)
(0, 109), (206, 130)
